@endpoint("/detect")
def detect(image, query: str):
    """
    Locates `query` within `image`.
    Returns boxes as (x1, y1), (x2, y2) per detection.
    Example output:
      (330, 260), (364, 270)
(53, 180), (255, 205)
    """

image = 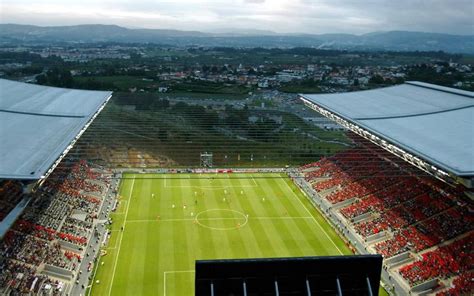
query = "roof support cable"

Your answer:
(336, 277), (343, 296)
